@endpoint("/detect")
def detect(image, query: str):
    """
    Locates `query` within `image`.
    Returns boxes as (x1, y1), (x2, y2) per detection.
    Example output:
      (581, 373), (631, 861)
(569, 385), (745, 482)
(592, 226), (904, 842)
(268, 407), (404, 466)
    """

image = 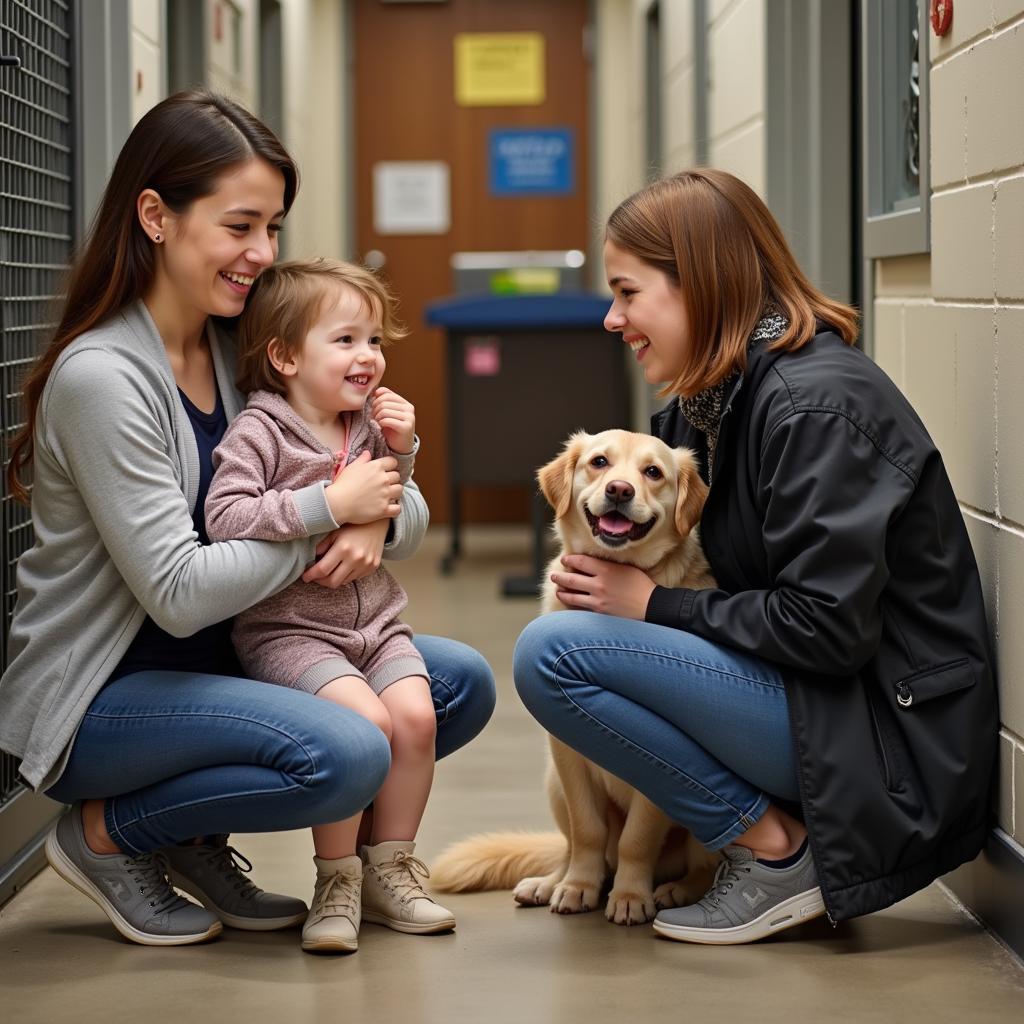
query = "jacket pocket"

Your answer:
(865, 687), (903, 791)
(864, 688), (897, 790)
(893, 658), (974, 710)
